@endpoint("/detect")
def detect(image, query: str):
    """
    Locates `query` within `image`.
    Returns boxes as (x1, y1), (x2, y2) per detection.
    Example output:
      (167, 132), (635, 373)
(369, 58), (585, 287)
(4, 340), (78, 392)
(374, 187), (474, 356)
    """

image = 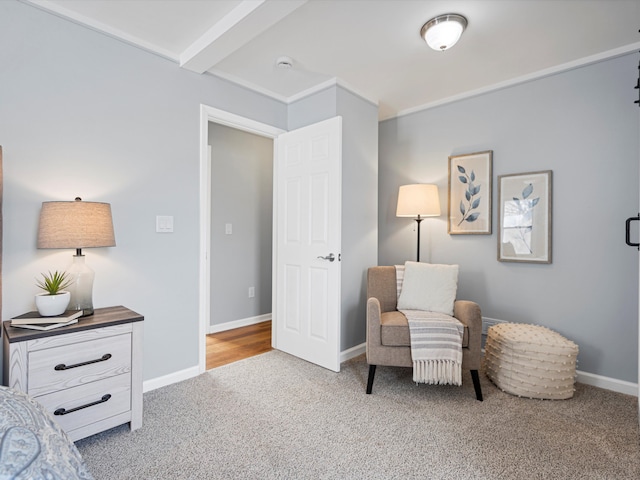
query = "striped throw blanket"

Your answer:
(396, 266), (464, 386)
